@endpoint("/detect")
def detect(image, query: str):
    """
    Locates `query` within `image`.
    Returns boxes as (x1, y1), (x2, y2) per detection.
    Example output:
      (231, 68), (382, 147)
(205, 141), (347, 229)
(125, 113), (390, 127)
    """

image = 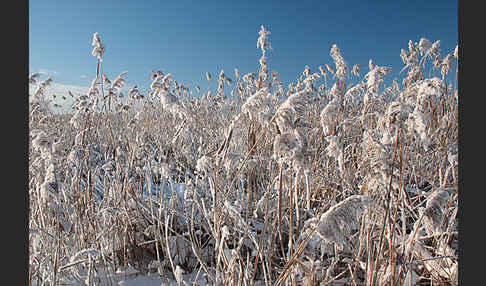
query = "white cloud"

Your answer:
(29, 82), (89, 114)
(80, 74), (88, 79)
(31, 68), (58, 76)
(29, 82), (89, 96)
(29, 81), (139, 114)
